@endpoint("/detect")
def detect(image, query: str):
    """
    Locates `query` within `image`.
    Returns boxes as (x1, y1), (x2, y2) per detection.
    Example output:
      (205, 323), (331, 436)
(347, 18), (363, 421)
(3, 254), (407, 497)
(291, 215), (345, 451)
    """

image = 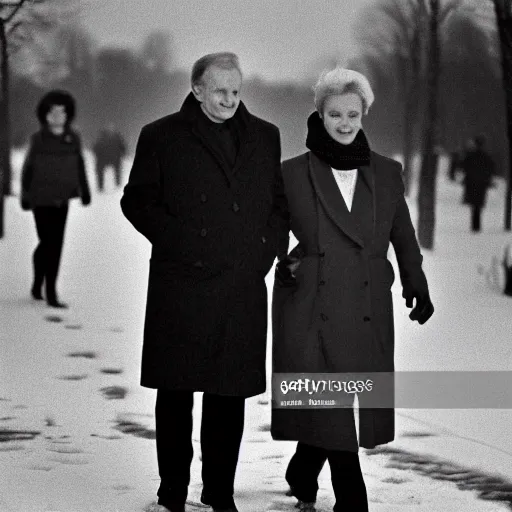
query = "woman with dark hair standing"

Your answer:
(21, 90), (91, 308)
(271, 68), (434, 511)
